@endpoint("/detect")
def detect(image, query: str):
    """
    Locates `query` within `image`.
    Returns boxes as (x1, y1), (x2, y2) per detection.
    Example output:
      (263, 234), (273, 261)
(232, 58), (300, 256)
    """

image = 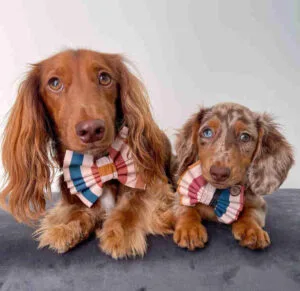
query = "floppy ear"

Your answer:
(175, 109), (207, 176)
(247, 113), (294, 195)
(117, 57), (168, 183)
(0, 65), (56, 224)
